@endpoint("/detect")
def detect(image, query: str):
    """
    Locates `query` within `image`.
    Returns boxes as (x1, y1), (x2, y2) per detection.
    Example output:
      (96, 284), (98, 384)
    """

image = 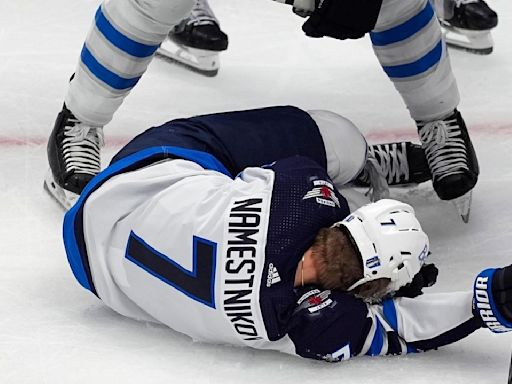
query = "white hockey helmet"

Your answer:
(334, 199), (429, 292)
